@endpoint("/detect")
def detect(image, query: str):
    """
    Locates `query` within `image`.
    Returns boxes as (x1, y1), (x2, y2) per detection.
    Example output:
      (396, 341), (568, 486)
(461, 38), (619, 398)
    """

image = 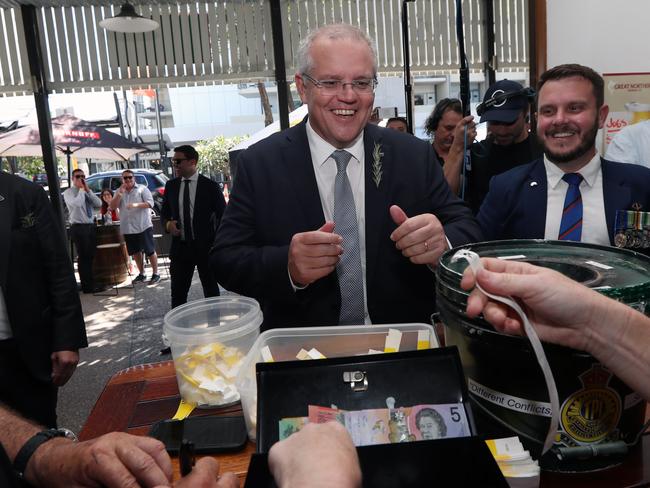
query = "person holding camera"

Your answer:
(63, 168), (102, 293)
